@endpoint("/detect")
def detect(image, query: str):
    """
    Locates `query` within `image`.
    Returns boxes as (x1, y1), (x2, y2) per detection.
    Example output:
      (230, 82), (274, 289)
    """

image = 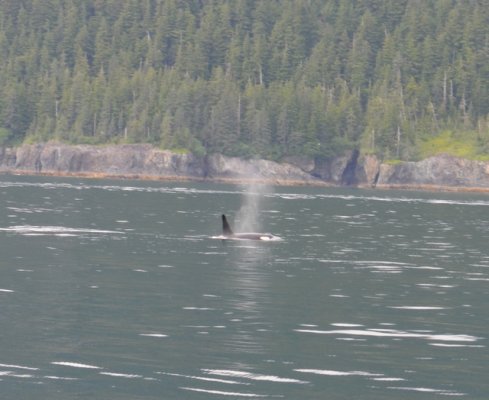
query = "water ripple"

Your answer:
(295, 328), (481, 343)
(180, 387), (275, 397)
(203, 369), (308, 384)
